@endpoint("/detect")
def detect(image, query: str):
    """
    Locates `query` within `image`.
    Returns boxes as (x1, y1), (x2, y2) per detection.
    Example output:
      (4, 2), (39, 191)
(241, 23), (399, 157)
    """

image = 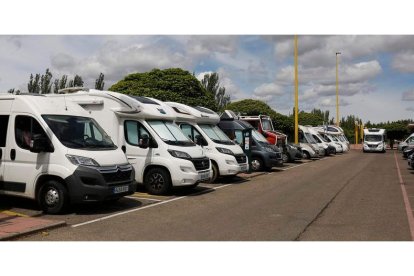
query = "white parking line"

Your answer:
(125, 196), (162, 202)
(72, 184), (232, 228)
(280, 163), (307, 171)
